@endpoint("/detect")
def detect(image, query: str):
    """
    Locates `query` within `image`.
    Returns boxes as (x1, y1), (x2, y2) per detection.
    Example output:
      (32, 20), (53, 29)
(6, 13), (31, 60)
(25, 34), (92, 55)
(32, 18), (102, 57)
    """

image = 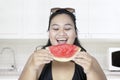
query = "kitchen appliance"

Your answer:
(108, 47), (120, 71)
